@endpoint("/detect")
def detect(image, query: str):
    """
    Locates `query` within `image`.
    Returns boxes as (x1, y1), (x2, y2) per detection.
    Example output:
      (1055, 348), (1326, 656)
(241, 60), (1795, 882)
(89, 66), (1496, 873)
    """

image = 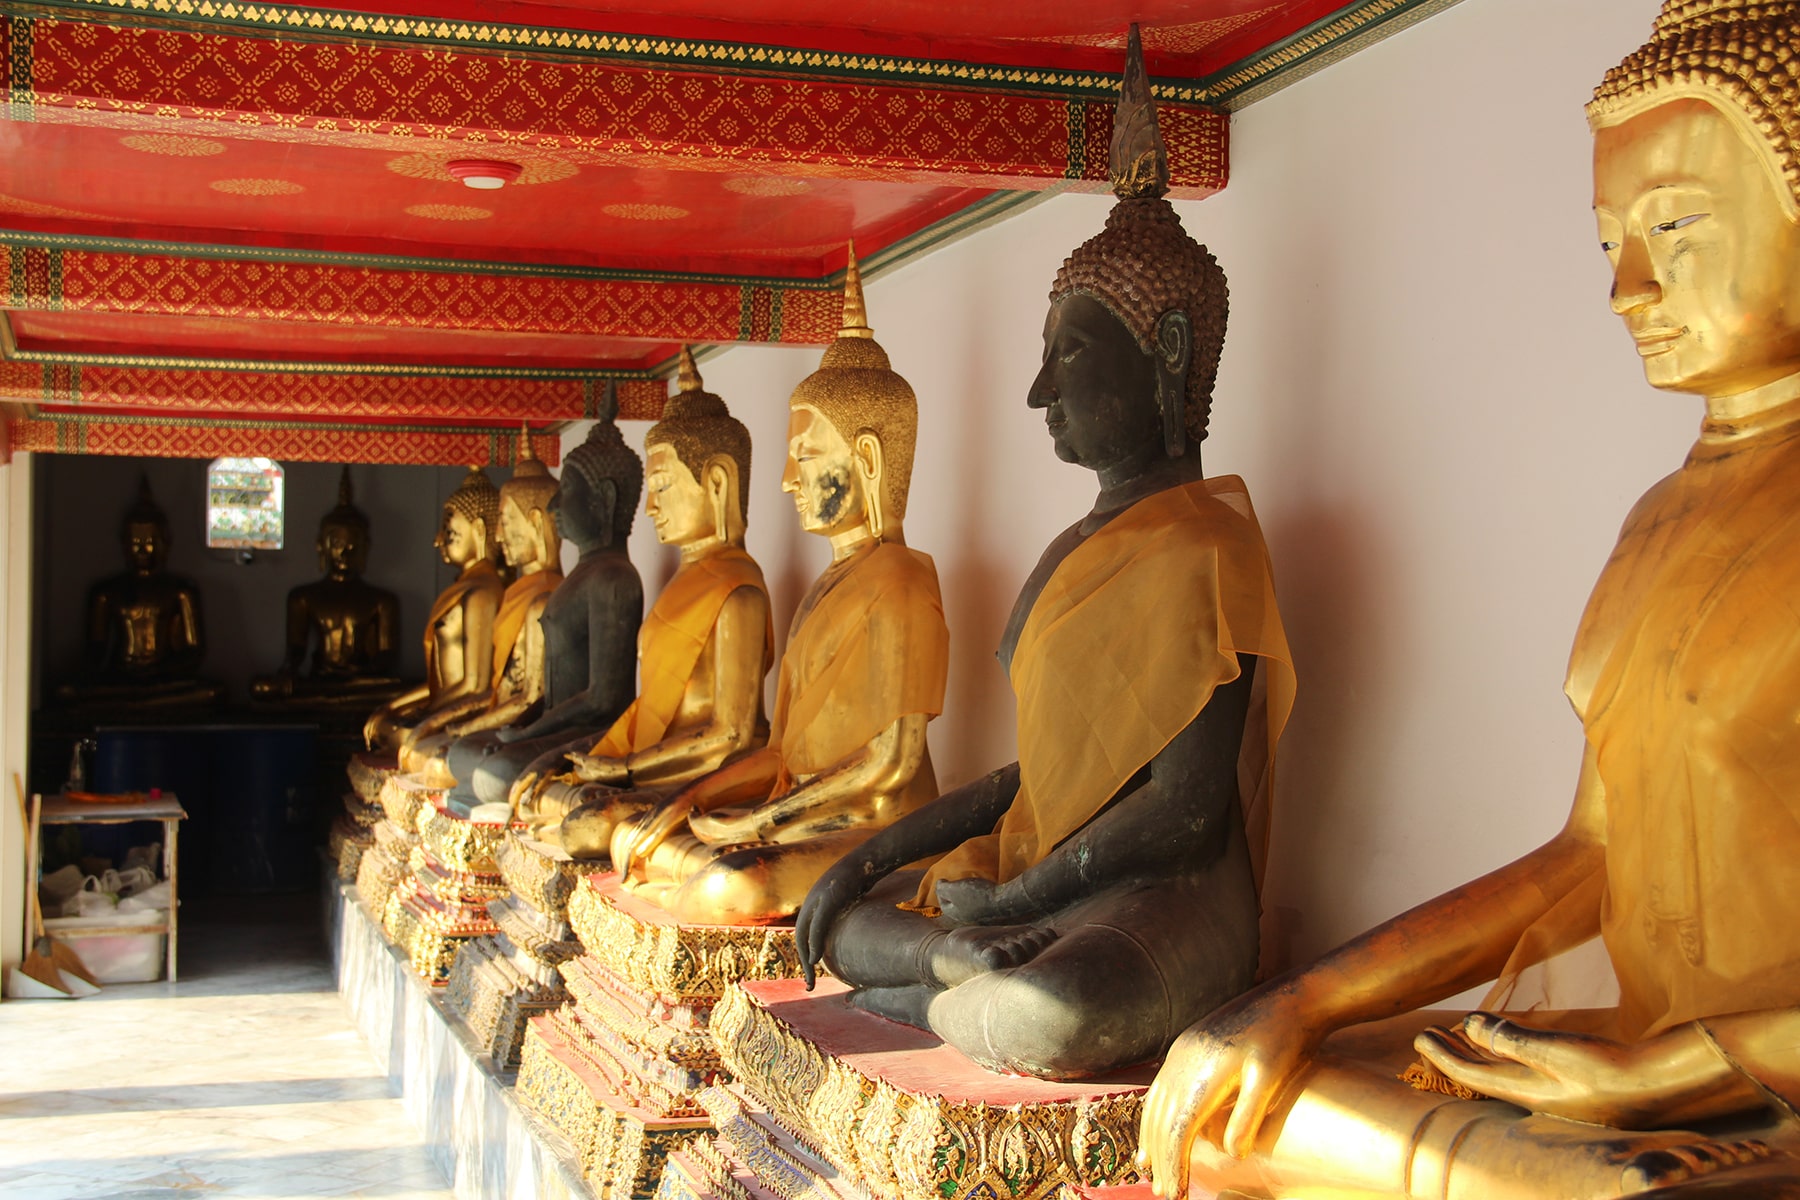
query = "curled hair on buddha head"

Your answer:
(444, 466), (501, 534)
(561, 395), (646, 547)
(1589, 0), (1800, 217)
(122, 474), (171, 539)
(647, 347), (753, 516)
(787, 243), (918, 528)
(500, 423), (560, 519)
(321, 466), (371, 539)
(1049, 25), (1229, 446)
